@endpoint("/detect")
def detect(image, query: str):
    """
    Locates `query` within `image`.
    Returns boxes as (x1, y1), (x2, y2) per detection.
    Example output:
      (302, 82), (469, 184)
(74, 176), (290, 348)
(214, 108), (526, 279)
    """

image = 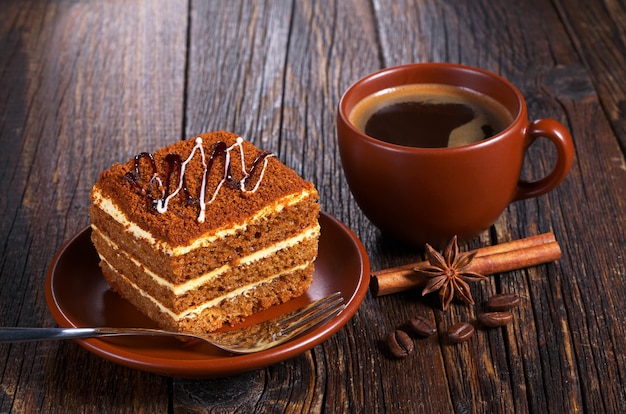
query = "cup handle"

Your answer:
(514, 118), (575, 201)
